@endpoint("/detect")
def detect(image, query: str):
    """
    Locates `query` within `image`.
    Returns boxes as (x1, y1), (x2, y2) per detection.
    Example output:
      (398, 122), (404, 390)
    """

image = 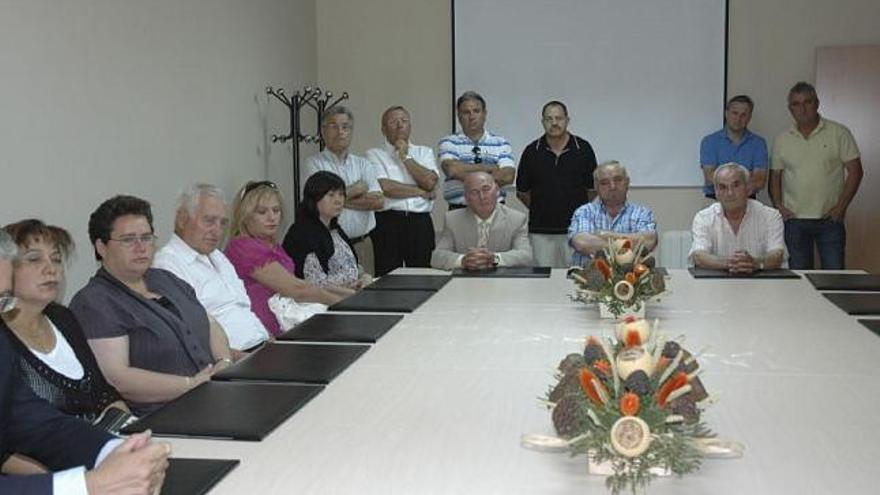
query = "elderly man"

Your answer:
(568, 161), (657, 266)
(304, 105), (384, 273)
(154, 183), (269, 352)
(690, 163), (785, 272)
(0, 230), (169, 494)
(770, 81), (863, 269)
(516, 100), (597, 267)
(365, 106), (439, 276)
(438, 91), (516, 210)
(430, 171), (532, 270)
(699, 95), (769, 199)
